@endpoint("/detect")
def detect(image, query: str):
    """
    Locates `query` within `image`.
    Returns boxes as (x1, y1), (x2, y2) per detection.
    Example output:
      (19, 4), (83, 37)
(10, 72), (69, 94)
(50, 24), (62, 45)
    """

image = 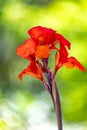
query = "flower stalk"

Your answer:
(53, 81), (62, 130)
(44, 69), (62, 130)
